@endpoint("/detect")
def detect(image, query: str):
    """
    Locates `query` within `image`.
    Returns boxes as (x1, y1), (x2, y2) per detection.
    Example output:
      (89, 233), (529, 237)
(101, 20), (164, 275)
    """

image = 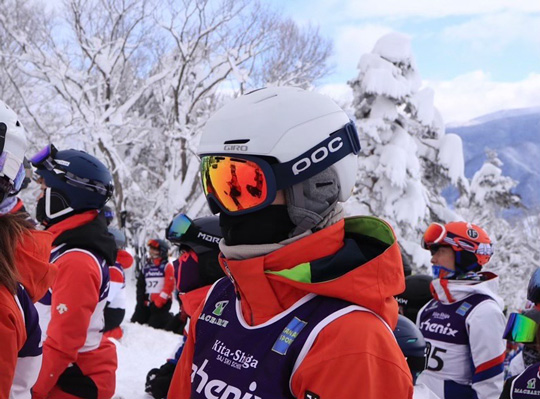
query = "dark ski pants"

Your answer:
(131, 301), (172, 330)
